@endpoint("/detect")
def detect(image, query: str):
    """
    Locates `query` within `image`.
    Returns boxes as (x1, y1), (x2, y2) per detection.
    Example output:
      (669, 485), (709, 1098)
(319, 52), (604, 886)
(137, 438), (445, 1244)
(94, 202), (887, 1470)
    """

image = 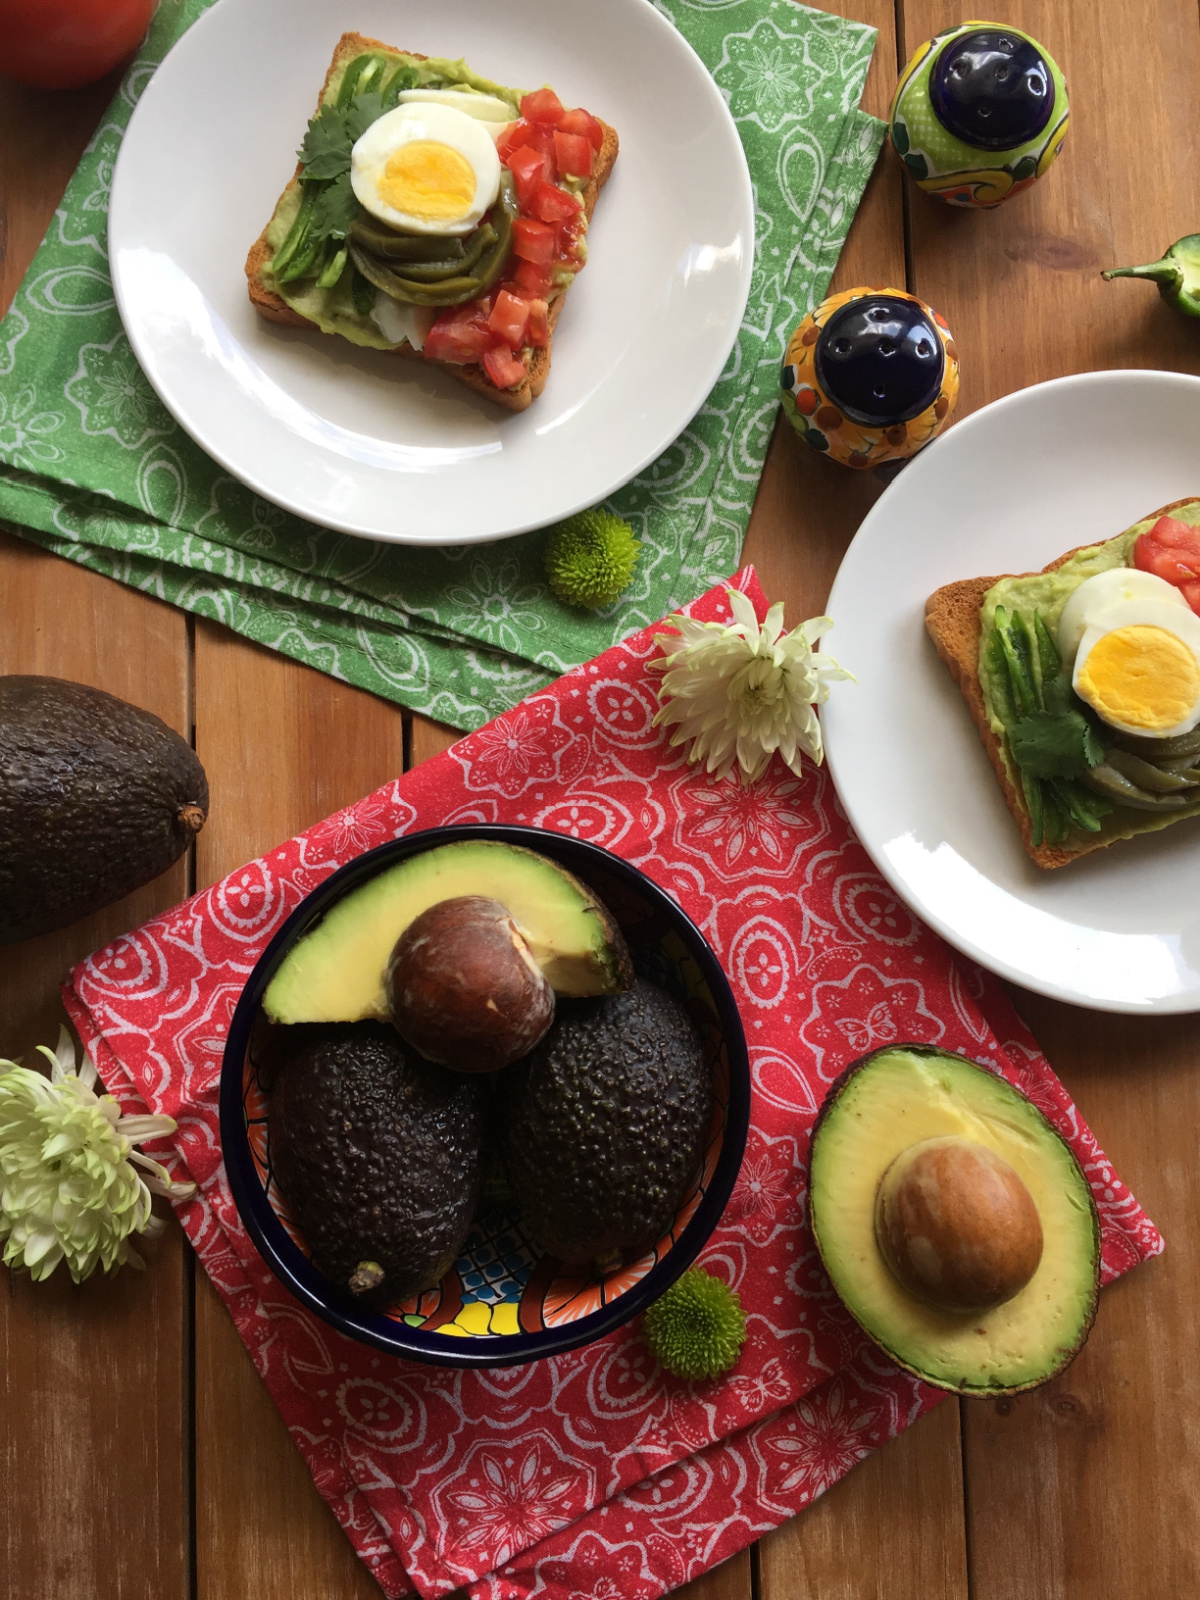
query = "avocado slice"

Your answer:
(497, 978), (714, 1267)
(263, 839), (633, 1025)
(268, 1021), (487, 1307)
(809, 1045), (1100, 1395)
